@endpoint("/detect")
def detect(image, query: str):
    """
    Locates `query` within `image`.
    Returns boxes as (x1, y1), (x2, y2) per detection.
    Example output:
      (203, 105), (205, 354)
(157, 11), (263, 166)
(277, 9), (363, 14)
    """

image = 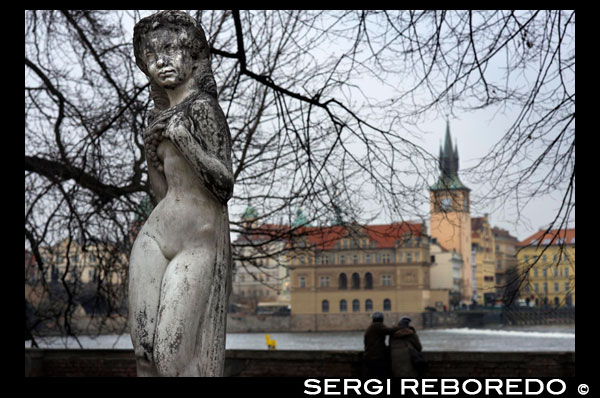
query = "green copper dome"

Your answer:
(292, 207), (310, 228)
